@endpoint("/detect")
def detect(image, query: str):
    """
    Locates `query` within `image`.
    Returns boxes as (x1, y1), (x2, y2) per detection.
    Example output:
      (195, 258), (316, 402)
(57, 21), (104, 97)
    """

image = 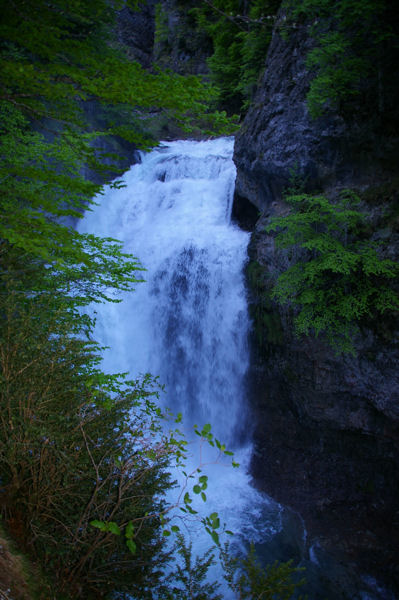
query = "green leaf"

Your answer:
(107, 522), (121, 536)
(125, 521), (134, 539)
(265, 190), (399, 355)
(126, 539), (137, 554)
(210, 530), (220, 545)
(90, 520), (106, 531)
(186, 505), (198, 515)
